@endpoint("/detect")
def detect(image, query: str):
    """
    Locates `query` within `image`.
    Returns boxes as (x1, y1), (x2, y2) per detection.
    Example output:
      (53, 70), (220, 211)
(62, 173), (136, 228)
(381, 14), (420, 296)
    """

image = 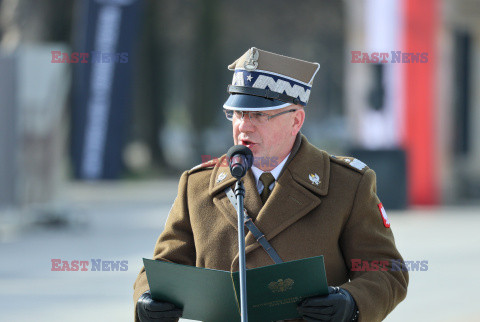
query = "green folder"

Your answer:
(143, 256), (328, 322)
